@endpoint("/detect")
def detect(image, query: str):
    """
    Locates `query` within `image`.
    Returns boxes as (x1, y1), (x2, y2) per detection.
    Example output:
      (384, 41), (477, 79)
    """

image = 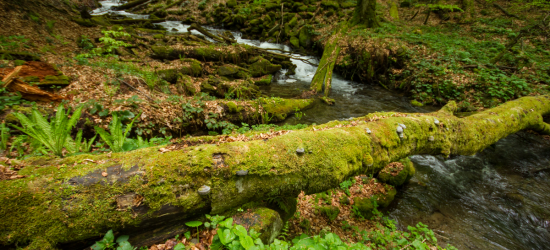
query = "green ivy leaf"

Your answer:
(218, 228), (236, 245)
(233, 225), (248, 238)
(174, 243), (186, 250)
(103, 230), (115, 243)
(185, 221), (203, 227)
(116, 235), (129, 243)
(239, 235), (255, 250)
(116, 241), (134, 250)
